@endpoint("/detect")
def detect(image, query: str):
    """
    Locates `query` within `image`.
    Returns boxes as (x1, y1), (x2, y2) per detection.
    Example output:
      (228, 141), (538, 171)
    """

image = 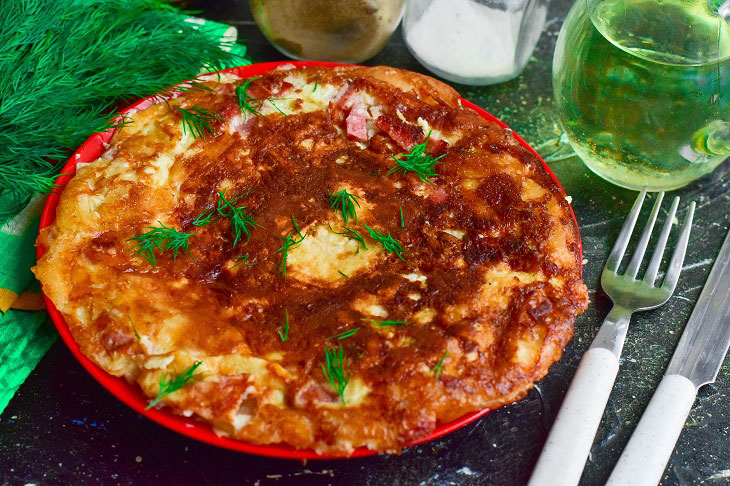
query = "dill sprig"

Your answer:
(0, 0), (249, 224)
(400, 207), (405, 228)
(322, 344), (348, 405)
(278, 309), (289, 342)
(177, 106), (221, 140)
(129, 222), (192, 266)
(216, 190), (259, 247)
(362, 223), (405, 261)
(192, 208), (215, 227)
(232, 253), (255, 268)
(328, 189), (361, 224)
(329, 328), (360, 340)
(338, 270), (349, 279)
(327, 223), (367, 252)
(291, 215), (304, 238)
(388, 132), (445, 185)
(431, 351), (449, 381)
(145, 361), (203, 410)
(236, 77), (288, 119)
(127, 316), (141, 341)
(276, 230), (307, 277)
(362, 318), (408, 328)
